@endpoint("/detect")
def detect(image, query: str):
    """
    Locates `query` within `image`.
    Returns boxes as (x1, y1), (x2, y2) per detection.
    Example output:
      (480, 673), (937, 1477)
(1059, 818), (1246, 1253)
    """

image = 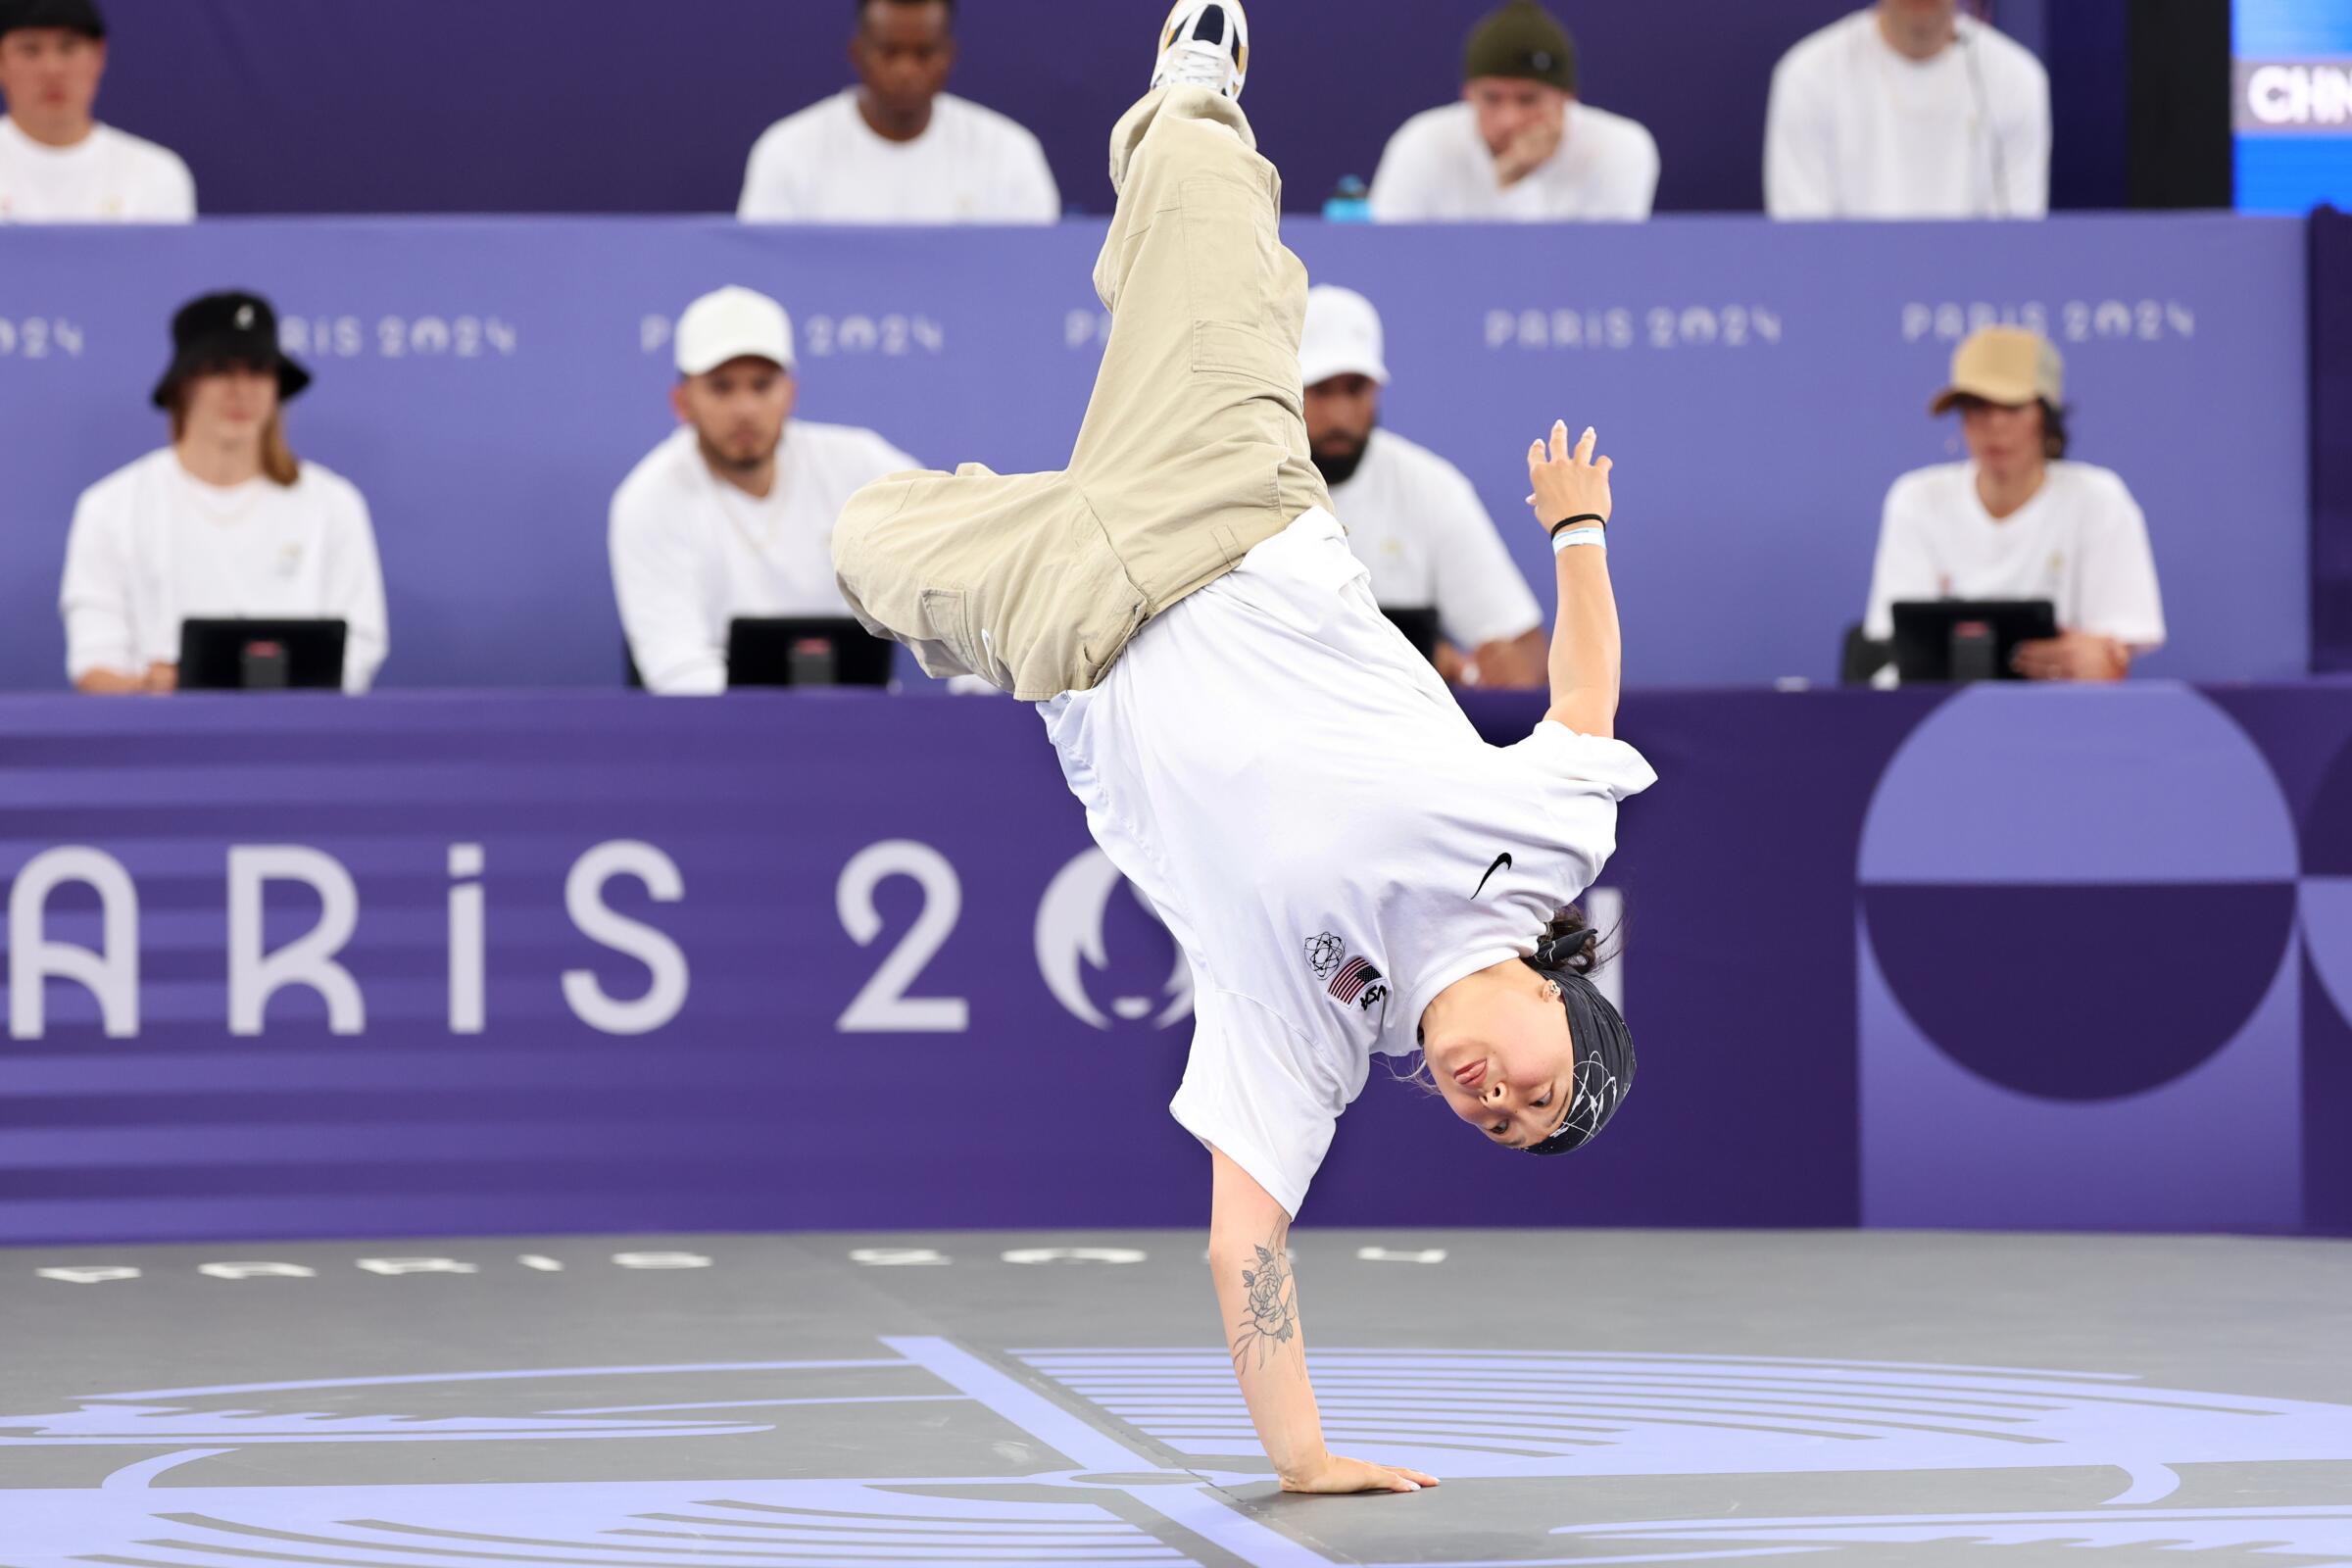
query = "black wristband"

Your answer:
(1548, 514), (1606, 539)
